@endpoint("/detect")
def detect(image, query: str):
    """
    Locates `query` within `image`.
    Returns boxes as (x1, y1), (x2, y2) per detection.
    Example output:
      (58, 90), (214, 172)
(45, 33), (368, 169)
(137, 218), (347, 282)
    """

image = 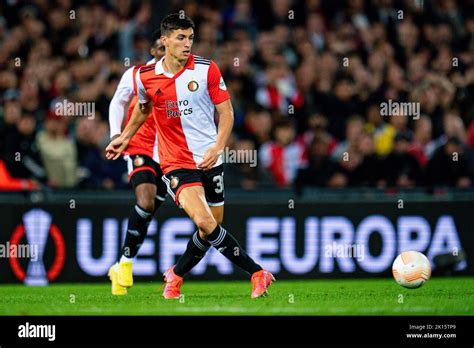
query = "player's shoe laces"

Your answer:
(162, 266), (183, 299)
(251, 270), (275, 299)
(118, 261), (133, 288)
(108, 264), (127, 296)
